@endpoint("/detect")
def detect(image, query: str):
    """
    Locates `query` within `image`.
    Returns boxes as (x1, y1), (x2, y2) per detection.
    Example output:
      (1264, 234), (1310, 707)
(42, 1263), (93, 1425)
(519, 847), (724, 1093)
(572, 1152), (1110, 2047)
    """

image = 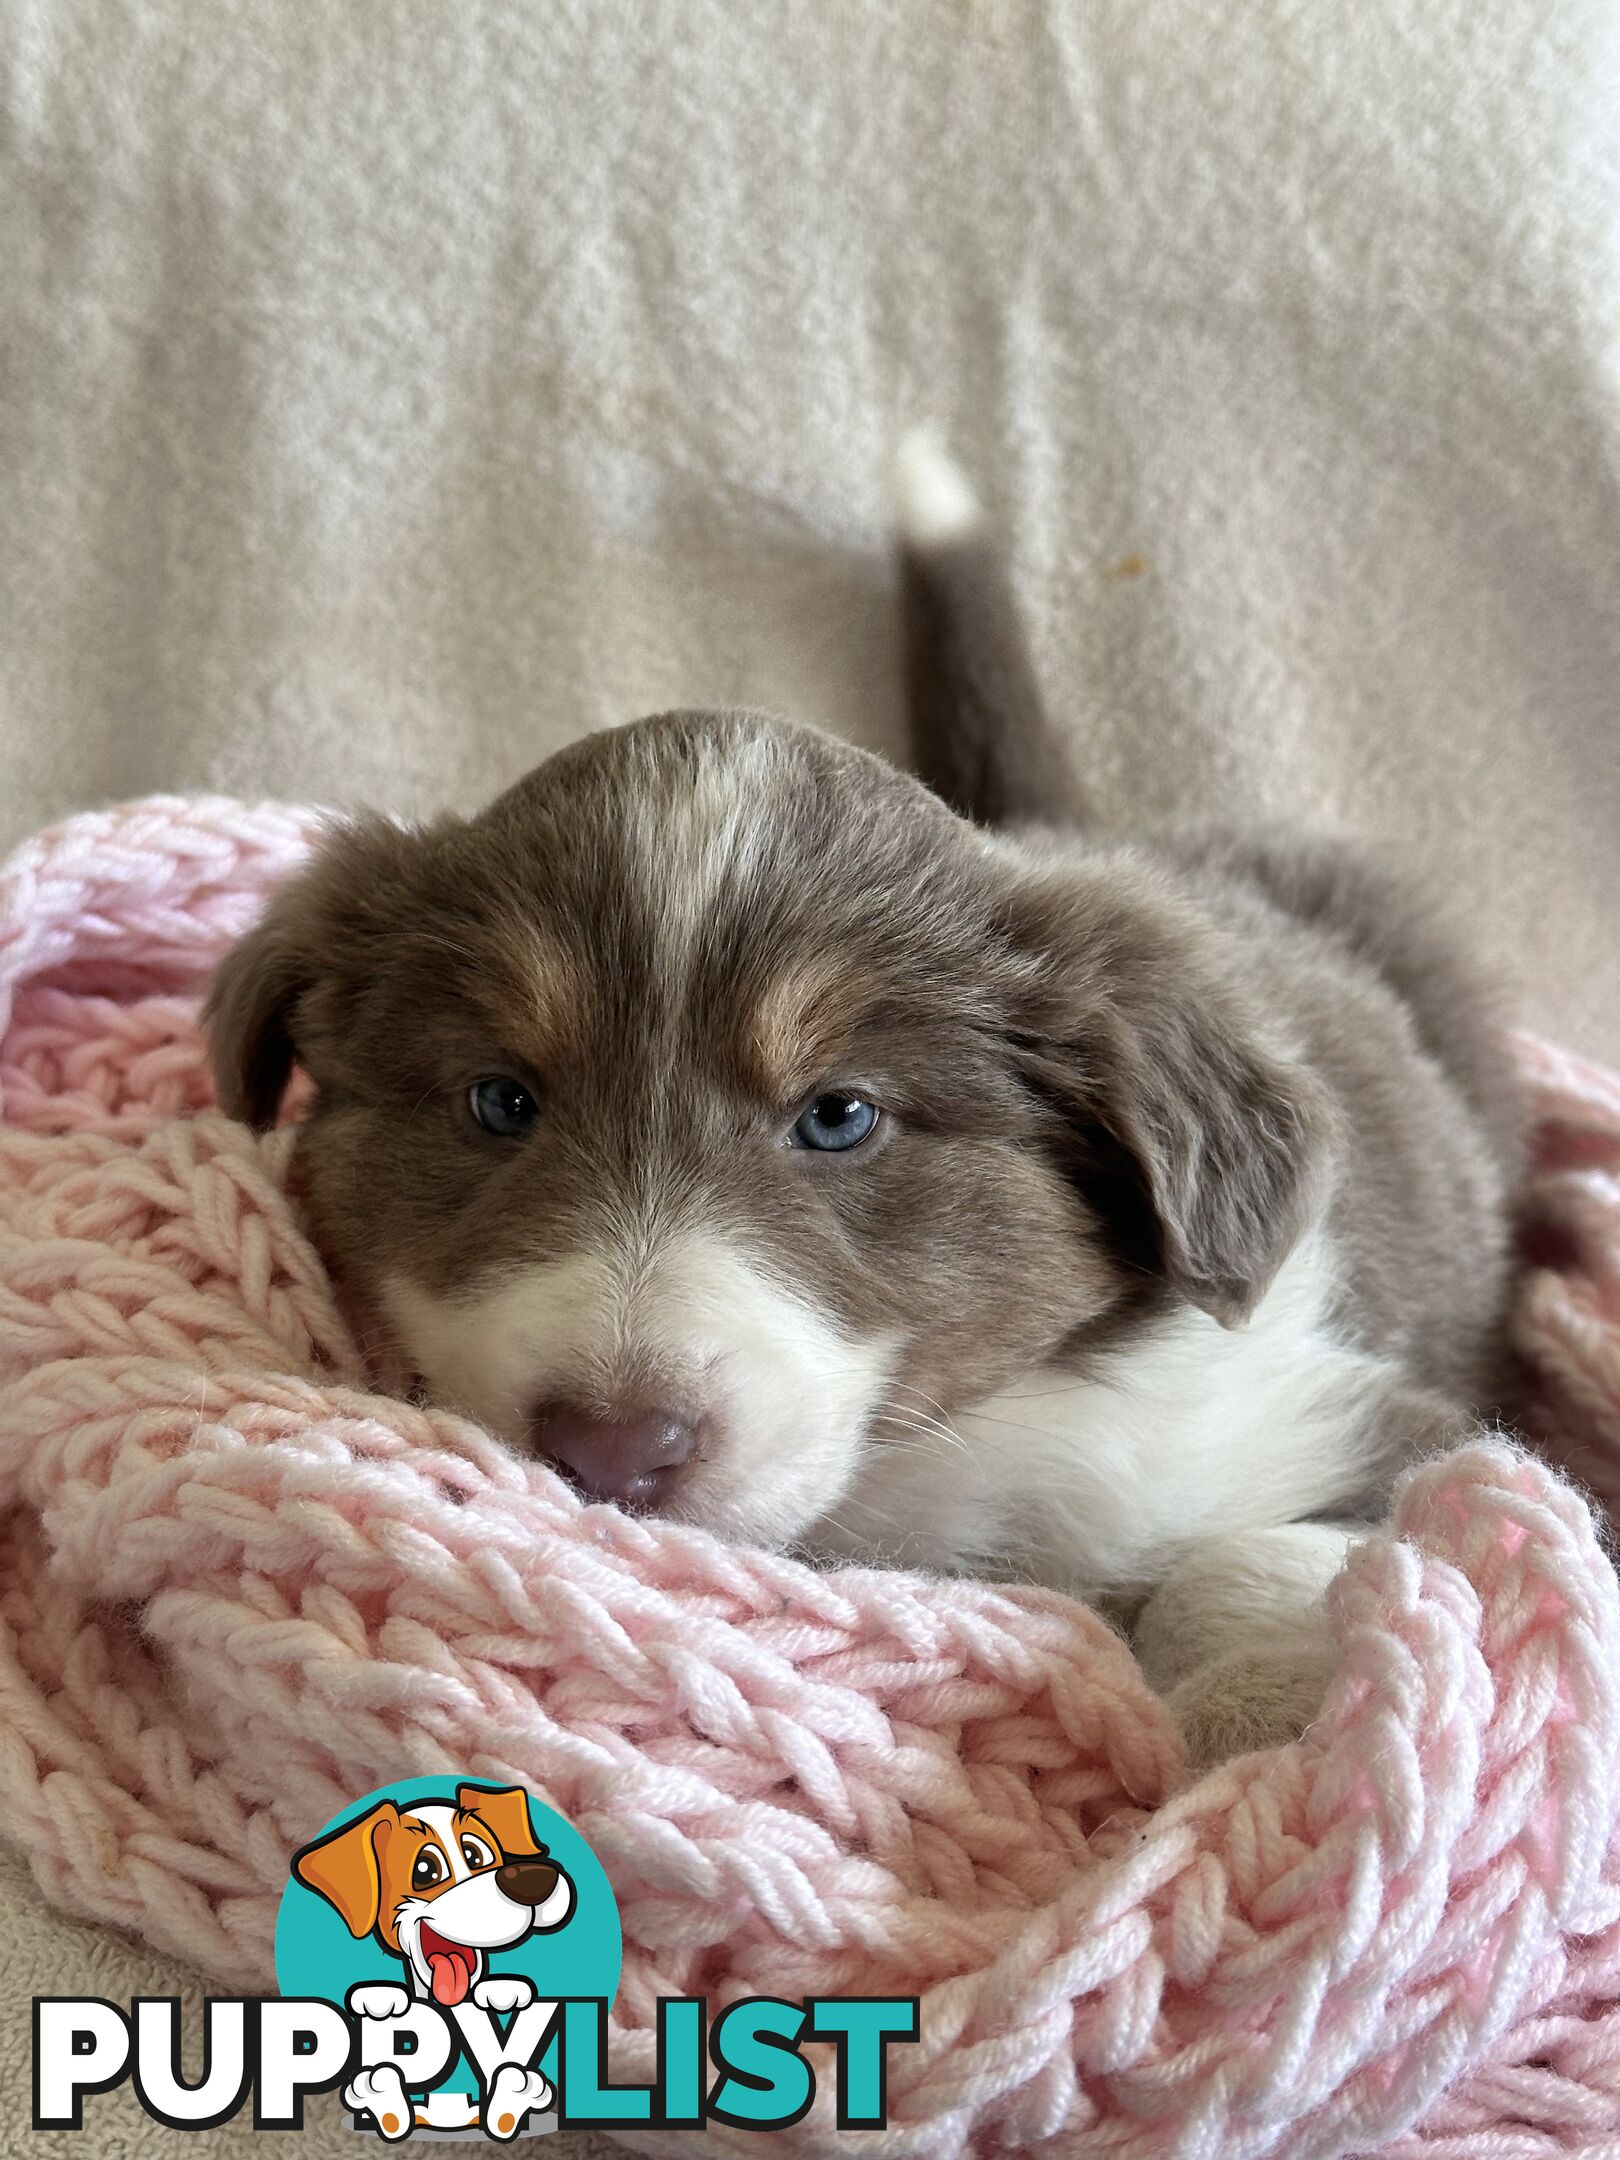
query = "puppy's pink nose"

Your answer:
(531, 1402), (697, 1510)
